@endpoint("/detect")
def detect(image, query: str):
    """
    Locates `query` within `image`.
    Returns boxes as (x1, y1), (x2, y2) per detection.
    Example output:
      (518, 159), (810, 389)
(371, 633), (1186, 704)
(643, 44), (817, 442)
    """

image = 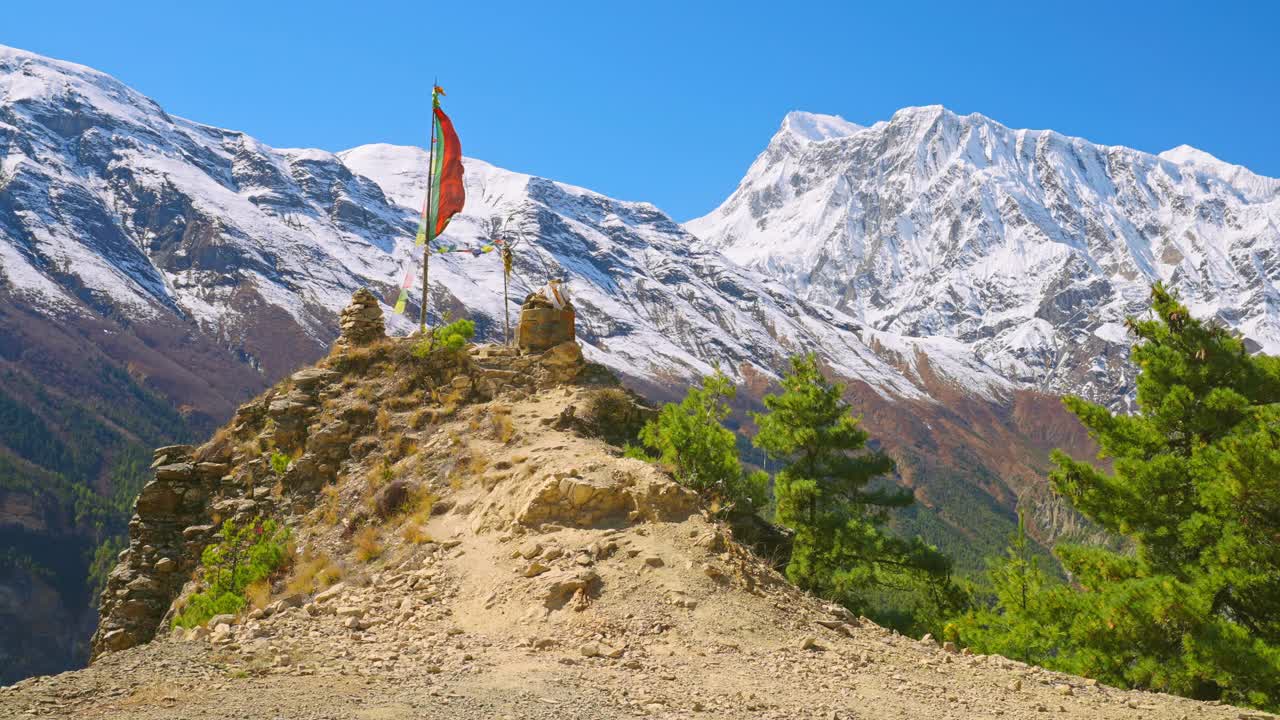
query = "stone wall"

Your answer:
(91, 363), (346, 659)
(89, 444), (223, 658)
